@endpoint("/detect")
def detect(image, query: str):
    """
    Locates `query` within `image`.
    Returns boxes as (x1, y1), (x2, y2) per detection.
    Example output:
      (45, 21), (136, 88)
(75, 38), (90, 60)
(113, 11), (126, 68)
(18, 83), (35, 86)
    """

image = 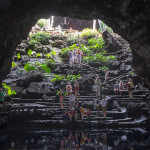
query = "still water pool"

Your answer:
(0, 128), (150, 150)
